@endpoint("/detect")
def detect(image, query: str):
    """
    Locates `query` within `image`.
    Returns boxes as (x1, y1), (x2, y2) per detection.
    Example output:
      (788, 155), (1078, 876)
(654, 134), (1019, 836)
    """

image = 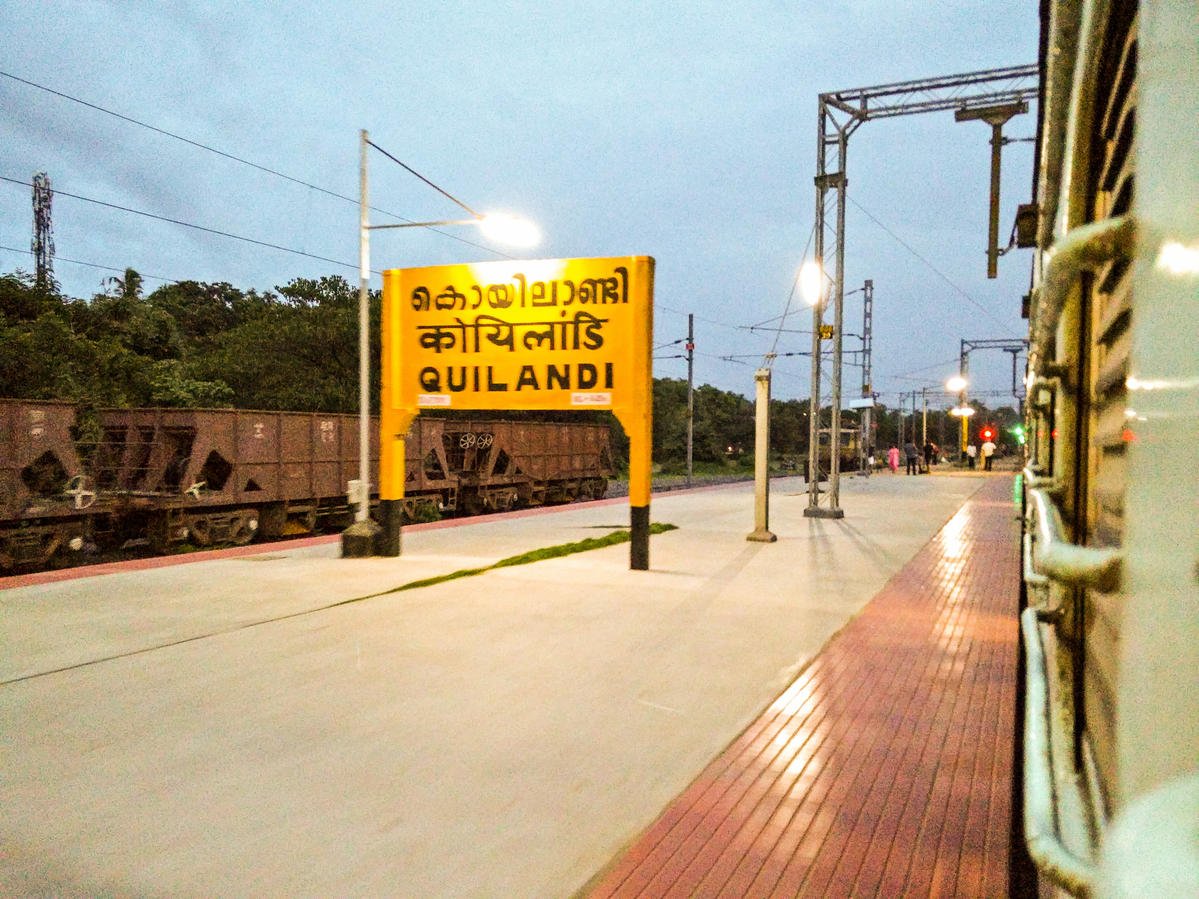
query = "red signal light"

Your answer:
(980, 425), (996, 442)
